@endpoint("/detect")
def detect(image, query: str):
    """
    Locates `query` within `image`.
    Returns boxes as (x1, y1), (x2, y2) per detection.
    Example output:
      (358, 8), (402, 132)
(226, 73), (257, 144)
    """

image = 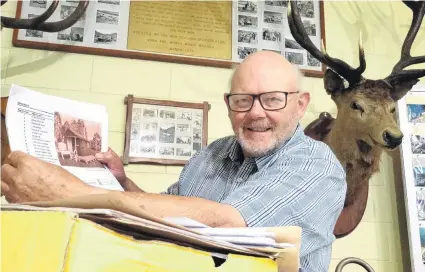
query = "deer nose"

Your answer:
(383, 131), (403, 148)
